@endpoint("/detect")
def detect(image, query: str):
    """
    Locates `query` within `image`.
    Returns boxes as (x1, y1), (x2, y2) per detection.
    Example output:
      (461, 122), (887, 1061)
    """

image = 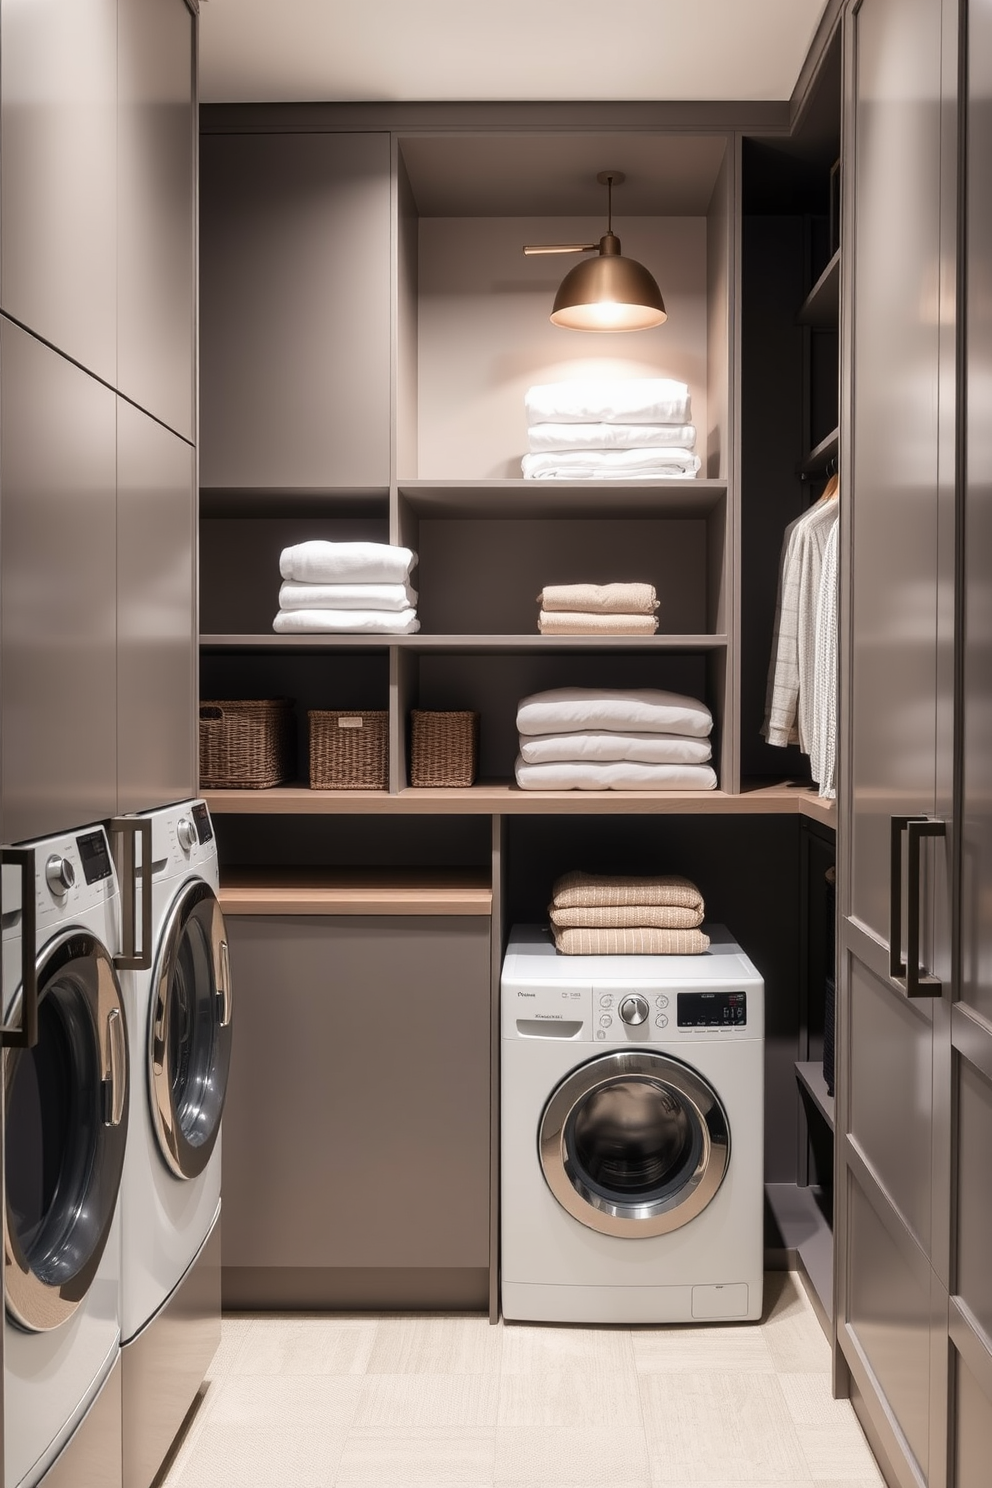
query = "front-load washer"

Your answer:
(501, 923), (764, 1325)
(114, 798), (232, 1488)
(1, 825), (129, 1488)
